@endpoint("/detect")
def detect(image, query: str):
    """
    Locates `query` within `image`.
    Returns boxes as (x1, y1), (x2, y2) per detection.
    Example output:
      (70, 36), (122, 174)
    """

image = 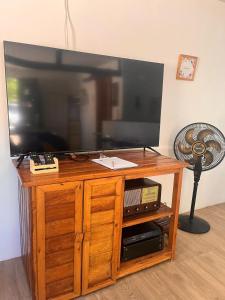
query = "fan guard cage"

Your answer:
(174, 122), (225, 171)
